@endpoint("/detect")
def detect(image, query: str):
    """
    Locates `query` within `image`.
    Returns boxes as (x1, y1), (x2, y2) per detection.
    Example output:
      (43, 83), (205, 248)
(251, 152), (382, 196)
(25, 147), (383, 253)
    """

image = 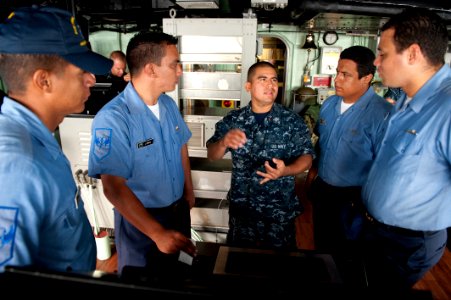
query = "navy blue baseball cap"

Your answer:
(0, 5), (112, 75)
